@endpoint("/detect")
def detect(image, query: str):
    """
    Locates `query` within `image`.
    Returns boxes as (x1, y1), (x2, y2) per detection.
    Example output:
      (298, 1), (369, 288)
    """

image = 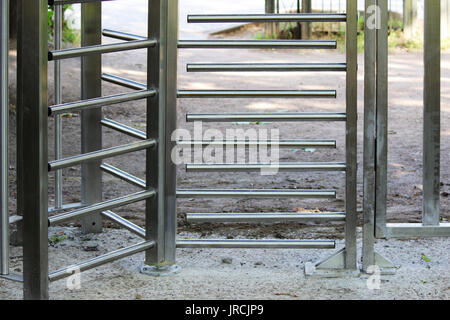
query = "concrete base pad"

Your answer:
(140, 264), (181, 277)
